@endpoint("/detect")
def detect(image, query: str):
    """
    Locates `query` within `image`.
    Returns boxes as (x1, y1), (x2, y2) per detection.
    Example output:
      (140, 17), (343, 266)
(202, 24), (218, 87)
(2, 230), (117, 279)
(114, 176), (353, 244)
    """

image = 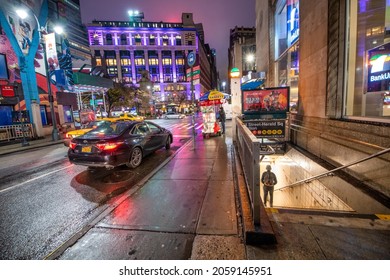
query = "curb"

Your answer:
(0, 140), (64, 156)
